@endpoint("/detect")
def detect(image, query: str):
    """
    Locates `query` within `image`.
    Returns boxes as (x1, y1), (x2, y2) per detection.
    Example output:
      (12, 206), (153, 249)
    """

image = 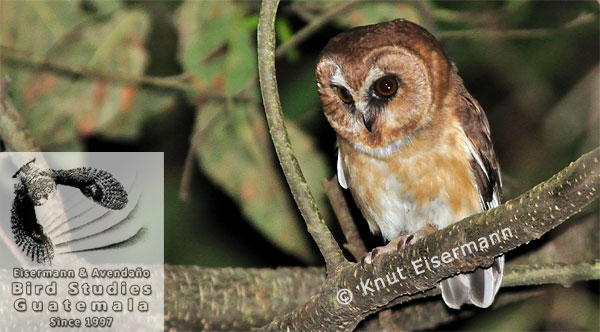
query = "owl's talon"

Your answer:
(369, 249), (377, 264)
(404, 234), (414, 246)
(361, 256), (369, 267)
(361, 253), (371, 266)
(396, 234), (414, 251)
(362, 248), (379, 265)
(363, 229), (435, 266)
(362, 242), (399, 265)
